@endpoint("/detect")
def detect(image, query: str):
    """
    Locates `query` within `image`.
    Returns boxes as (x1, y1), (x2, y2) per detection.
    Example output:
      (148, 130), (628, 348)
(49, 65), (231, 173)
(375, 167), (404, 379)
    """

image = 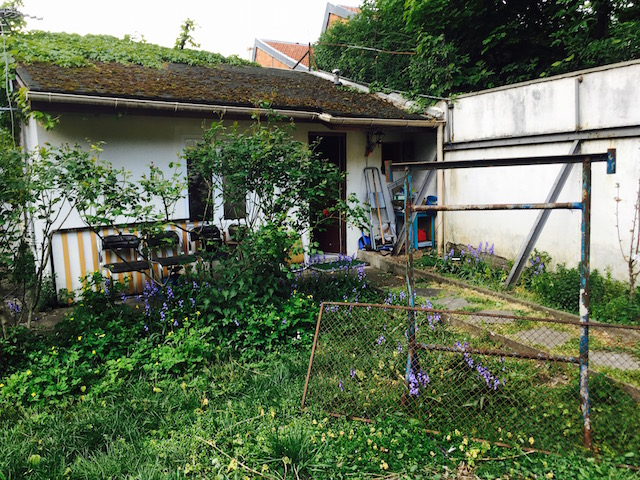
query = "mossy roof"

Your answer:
(17, 61), (425, 120)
